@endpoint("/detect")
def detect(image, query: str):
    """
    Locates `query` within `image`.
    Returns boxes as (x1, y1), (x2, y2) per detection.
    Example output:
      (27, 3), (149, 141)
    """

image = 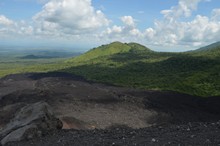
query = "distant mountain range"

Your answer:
(19, 51), (82, 59)
(19, 55), (58, 59)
